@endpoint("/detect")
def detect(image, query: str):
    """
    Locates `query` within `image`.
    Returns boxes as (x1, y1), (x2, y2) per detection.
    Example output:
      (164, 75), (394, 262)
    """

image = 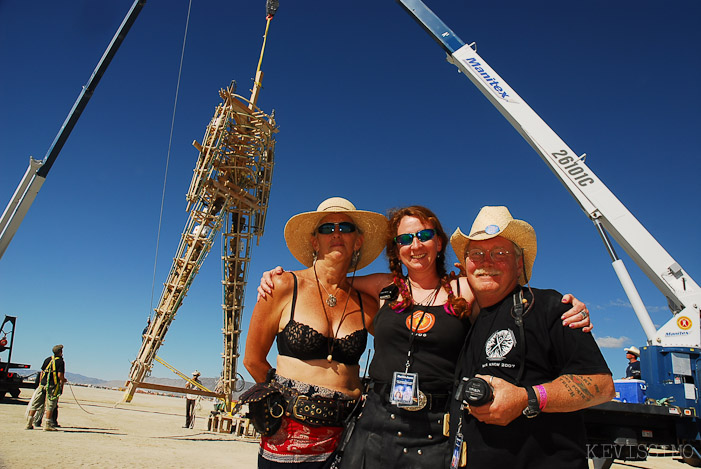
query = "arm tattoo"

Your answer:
(560, 374), (595, 402)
